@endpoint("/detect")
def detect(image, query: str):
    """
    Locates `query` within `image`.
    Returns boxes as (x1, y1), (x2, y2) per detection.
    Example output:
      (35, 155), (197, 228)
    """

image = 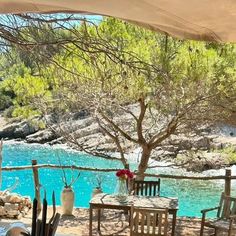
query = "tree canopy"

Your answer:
(0, 15), (236, 177)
